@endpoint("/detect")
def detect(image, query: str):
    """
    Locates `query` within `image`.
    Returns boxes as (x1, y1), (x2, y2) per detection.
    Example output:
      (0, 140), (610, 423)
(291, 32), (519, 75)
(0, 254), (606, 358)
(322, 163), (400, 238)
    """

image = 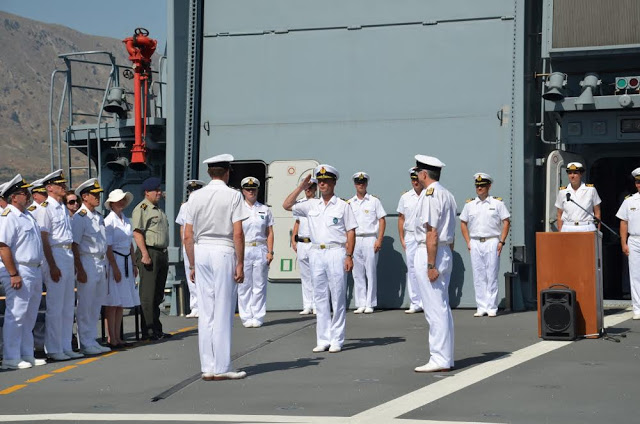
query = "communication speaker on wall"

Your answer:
(541, 284), (577, 341)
